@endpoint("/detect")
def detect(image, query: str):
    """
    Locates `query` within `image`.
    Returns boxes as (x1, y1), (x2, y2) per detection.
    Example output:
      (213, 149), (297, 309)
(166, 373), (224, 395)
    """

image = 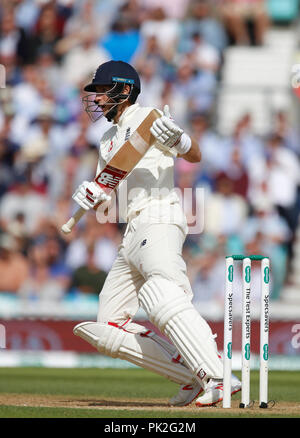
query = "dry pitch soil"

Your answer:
(0, 393), (299, 416)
